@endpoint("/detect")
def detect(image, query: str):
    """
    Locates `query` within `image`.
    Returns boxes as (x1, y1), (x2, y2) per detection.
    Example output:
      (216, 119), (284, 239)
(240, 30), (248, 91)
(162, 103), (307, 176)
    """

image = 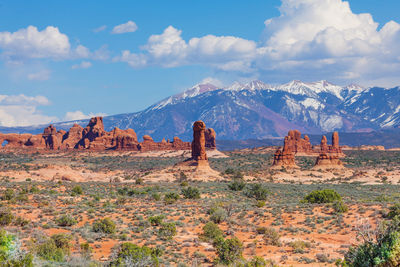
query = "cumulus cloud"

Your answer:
(112, 21), (138, 34)
(71, 61), (92, 69)
(63, 110), (107, 121)
(0, 94), (56, 127)
(116, 26), (256, 72)
(115, 0), (400, 85)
